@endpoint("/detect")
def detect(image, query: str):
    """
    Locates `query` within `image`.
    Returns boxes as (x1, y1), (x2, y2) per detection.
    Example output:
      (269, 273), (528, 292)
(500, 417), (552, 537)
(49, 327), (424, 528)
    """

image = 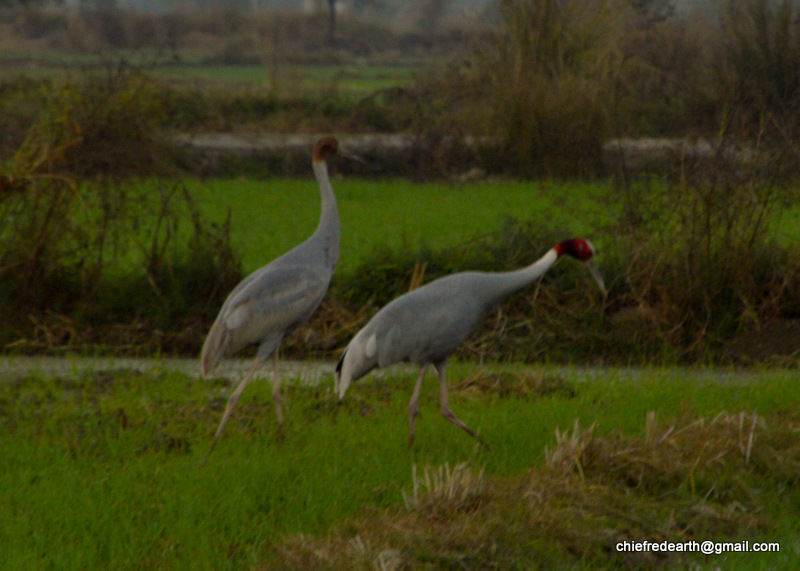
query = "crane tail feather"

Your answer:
(334, 347), (347, 393)
(335, 348), (346, 375)
(200, 318), (230, 377)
